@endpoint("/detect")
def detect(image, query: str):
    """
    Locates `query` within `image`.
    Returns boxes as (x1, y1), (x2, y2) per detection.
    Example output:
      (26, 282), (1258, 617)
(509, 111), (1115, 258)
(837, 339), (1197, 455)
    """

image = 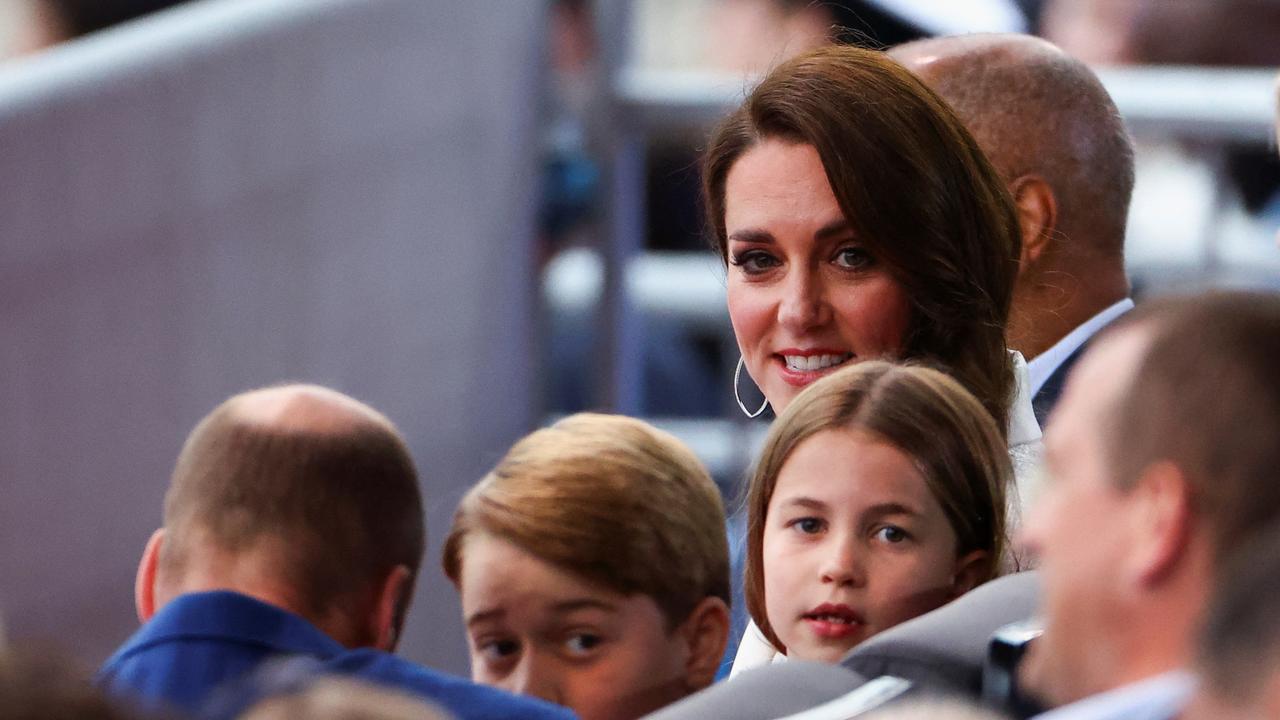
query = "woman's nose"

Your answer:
(777, 269), (830, 332)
